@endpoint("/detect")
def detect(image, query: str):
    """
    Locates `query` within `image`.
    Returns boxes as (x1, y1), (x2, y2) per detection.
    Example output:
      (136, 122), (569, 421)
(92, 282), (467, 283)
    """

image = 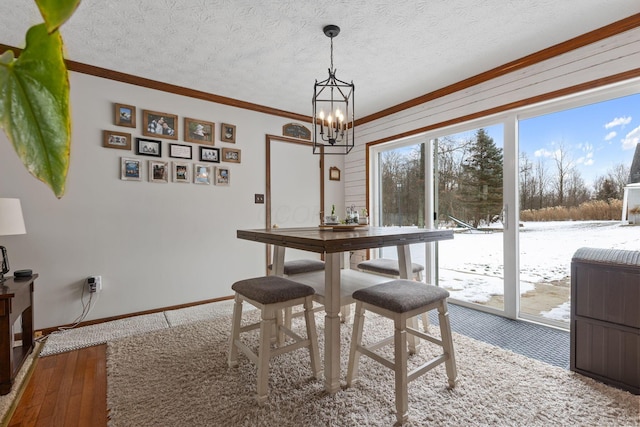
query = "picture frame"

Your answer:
(136, 138), (162, 157)
(142, 110), (178, 140)
(199, 146), (220, 163)
(121, 157), (141, 181)
(114, 103), (136, 128)
(193, 164), (212, 185)
(222, 147), (241, 163)
(329, 166), (341, 181)
(184, 117), (214, 145)
(220, 123), (236, 143)
(169, 143), (193, 159)
(148, 160), (168, 183)
(172, 161), (191, 183)
(103, 130), (132, 150)
(214, 166), (230, 186)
